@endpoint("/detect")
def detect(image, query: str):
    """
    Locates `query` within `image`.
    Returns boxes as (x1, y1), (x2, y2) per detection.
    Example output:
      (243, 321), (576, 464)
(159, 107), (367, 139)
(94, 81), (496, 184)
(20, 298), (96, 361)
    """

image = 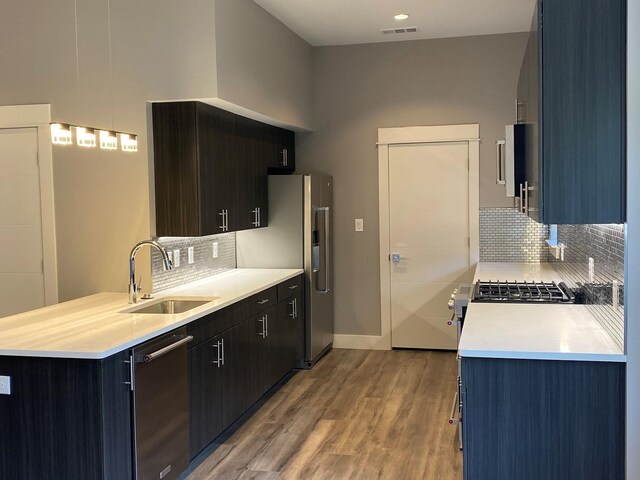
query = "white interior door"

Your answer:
(389, 142), (471, 349)
(0, 128), (45, 317)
